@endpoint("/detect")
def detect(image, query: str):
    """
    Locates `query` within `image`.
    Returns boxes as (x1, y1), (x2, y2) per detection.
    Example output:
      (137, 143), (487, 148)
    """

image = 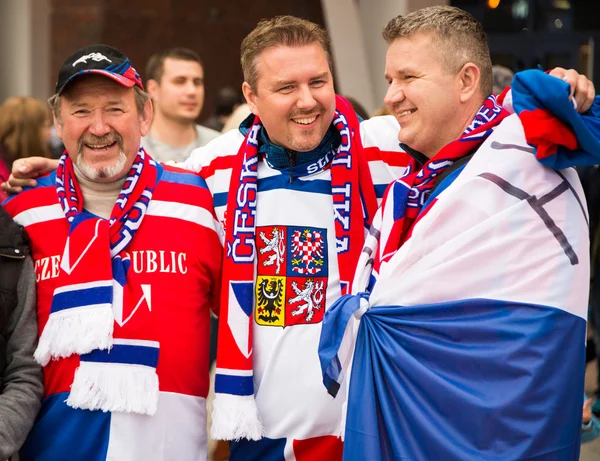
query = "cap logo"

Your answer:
(72, 52), (112, 67)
